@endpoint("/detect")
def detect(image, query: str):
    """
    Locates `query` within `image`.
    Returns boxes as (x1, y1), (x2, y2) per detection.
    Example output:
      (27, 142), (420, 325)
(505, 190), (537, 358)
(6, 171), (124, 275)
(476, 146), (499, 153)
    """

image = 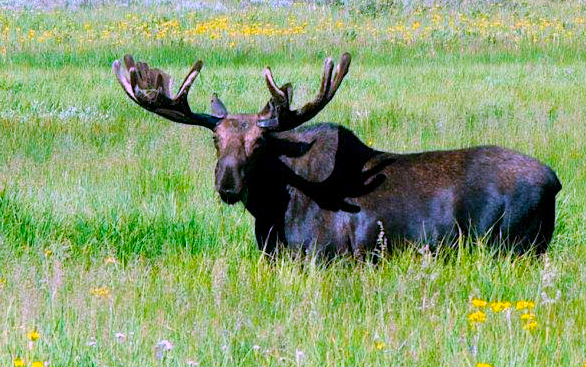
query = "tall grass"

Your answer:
(0, 1), (585, 366)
